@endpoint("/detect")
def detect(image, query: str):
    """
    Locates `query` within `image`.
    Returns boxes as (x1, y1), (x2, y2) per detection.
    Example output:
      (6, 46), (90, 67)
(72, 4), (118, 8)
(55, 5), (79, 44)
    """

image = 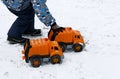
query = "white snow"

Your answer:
(0, 0), (120, 79)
